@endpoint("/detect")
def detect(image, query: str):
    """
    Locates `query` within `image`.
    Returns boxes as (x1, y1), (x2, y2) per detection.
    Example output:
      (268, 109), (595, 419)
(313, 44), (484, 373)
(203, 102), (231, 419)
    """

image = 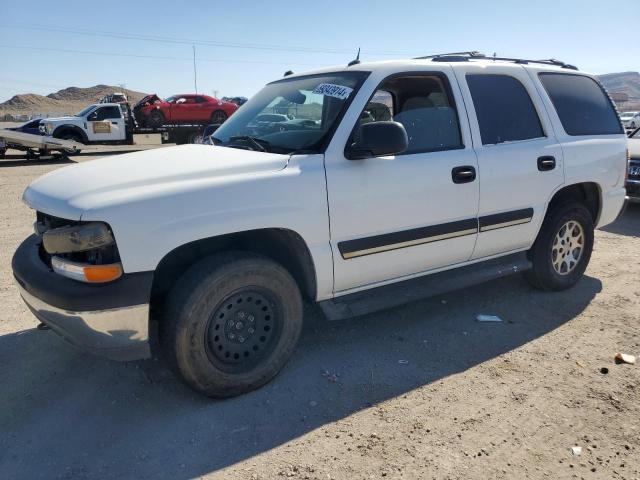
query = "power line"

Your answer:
(0, 24), (414, 57)
(0, 44), (327, 66)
